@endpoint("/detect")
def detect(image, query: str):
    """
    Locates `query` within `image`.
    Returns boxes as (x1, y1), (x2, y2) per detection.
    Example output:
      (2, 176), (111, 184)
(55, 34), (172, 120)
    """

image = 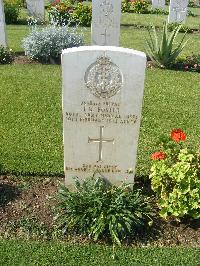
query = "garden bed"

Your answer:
(0, 175), (199, 247)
